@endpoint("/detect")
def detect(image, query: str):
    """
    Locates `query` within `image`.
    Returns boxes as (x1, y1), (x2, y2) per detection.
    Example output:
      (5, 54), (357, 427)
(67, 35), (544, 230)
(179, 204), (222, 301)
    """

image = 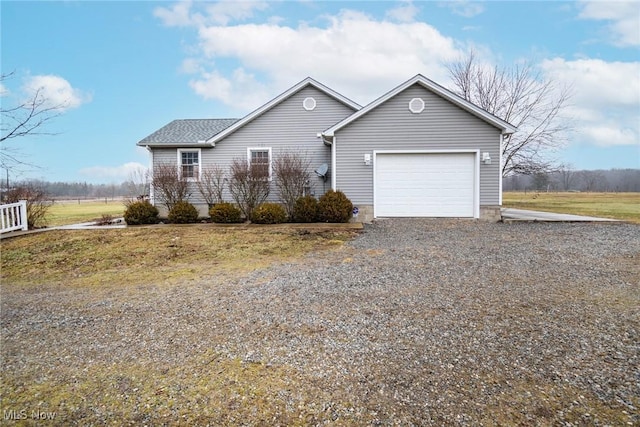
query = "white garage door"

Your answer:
(375, 152), (476, 217)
